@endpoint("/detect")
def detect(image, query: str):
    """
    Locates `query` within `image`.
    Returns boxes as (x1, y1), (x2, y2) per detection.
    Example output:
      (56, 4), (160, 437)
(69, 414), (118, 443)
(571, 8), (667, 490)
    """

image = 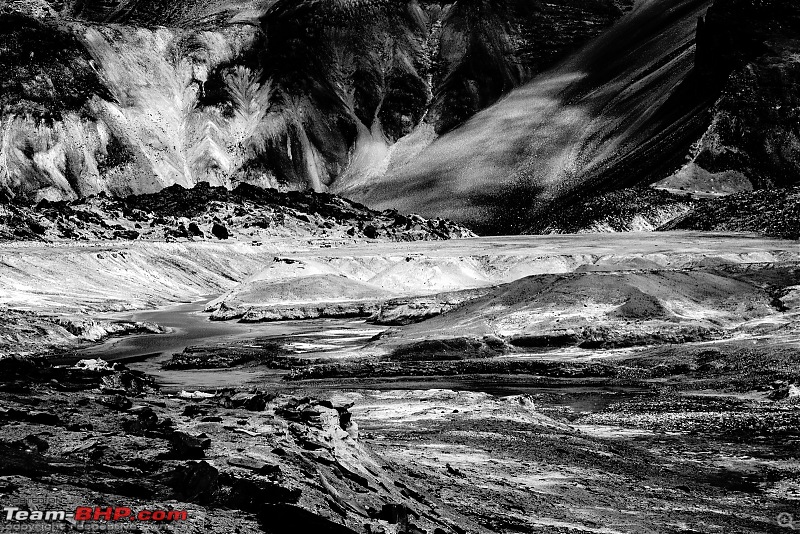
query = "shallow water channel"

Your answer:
(75, 298), (652, 412)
